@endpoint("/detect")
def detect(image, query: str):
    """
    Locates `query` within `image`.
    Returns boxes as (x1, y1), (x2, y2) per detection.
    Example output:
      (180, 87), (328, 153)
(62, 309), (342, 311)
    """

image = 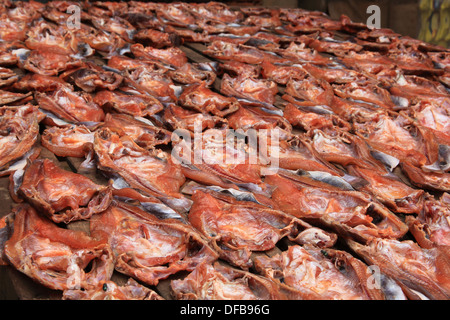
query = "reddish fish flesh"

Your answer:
(178, 81), (240, 117)
(131, 43), (187, 68)
(35, 85), (105, 123)
(254, 245), (386, 300)
(18, 159), (112, 223)
(204, 40), (291, 65)
(348, 166), (424, 214)
(60, 62), (123, 93)
(89, 201), (218, 286)
(94, 89), (164, 118)
(163, 103), (227, 133)
(102, 113), (172, 149)
(168, 62), (216, 86)
(41, 124), (94, 158)
(220, 73), (279, 107)
(265, 171), (409, 241)
(0, 104), (42, 173)
(188, 189), (337, 269)
(406, 193), (450, 248)
(93, 128), (188, 211)
(4, 204), (114, 291)
(63, 278), (164, 300)
(20, 48), (82, 76)
(348, 238), (450, 300)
